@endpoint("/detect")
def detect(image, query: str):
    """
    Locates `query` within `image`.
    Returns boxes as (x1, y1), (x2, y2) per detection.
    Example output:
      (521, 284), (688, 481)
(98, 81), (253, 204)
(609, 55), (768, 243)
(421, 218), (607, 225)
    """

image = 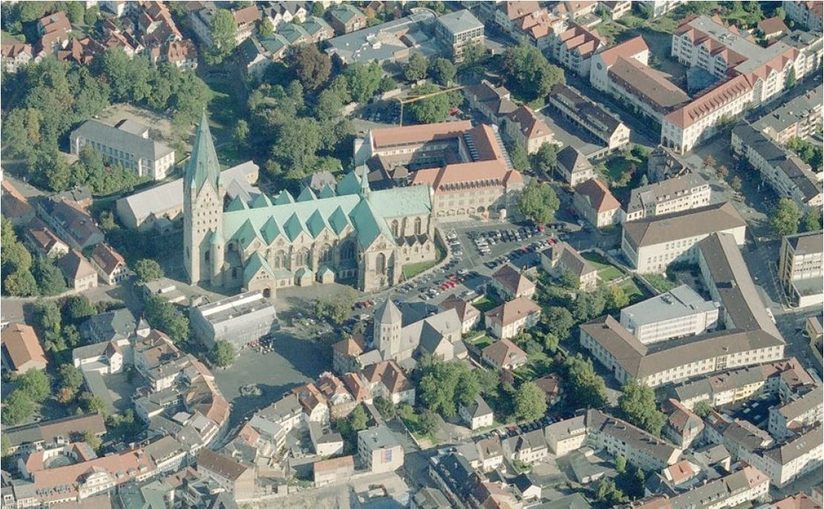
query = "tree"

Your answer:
(406, 84), (459, 124)
(564, 355), (608, 408)
(596, 478), (627, 505)
(63, 295), (96, 323)
(374, 396), (396, 419)
(418, 359), (479, 418)
(717, 164), (729, 179)
(346, 62), (382, 103)
(502, 42), (565, 102)
(349, 405), (369, 432)
(606, 285), (629, 311)
(518, 181), (560, 224)
(16, 369), (51, 403)
(531, 143), (558, 176)
(33, 300), (62, 340)
(543, 332), (559, 354)
(2, 391), (34, 425)
(233, 119), (250, 150)
(144, 296), (190, 343)
(801, 207), (822, 232)
(615, 455), (627, 474)
(544, 306), (575, 340)
(314, 89), (344, 121)
(84, 5), (99, 25)
(4, 270), (38, 297)
(693, 400), (713, 418)
(83, 430), (102, 451)
(404, 53), (428, 82)
(30, 256), (65, 296)
(418, 410), (438, 435)
(313, 288), (357, 325)
(312, 2), (325, 16)
(508, 139), (529, 172)
(378, 75), (396, 94)
(287, 45), (331, 90)
(205, 9), (237, 64)
(429, 58), (456, 86)
(134, 259), (164, 283)
(785, 67), (796, 88)
(476, 368), (500, 396)
(618, 379), (666, 436)
(772, 198), (801, 236)
(58, 364), (84, 399)
(79, 392), (107, 416)
(66, 2), (85, 24)
(2, 434), (9, 458)
(703, 154), (716, 169)
(211, 340), (235, 367)
(514, 382), (548, 422)
(730, 175), (742, 192)
(258, 17), (274, 38)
